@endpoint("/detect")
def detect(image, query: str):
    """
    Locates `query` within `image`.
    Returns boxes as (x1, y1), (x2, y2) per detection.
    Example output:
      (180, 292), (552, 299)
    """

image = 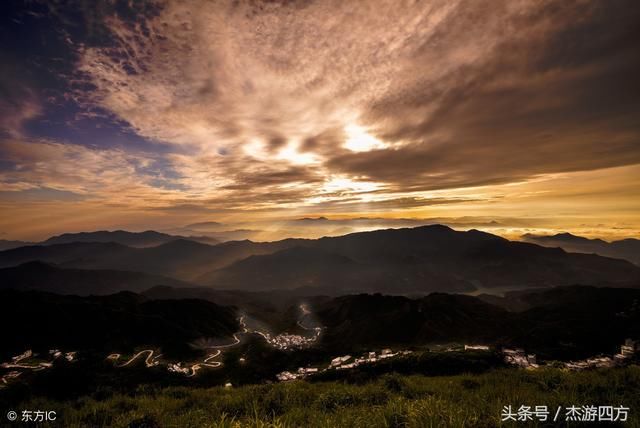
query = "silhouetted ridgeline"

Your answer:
(1, 226), (638, 293)
(42, 230), (219, 247)
(311, 286), (640, 360)
(522, 232), (640, 265)
(0, 261), (191, 295)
